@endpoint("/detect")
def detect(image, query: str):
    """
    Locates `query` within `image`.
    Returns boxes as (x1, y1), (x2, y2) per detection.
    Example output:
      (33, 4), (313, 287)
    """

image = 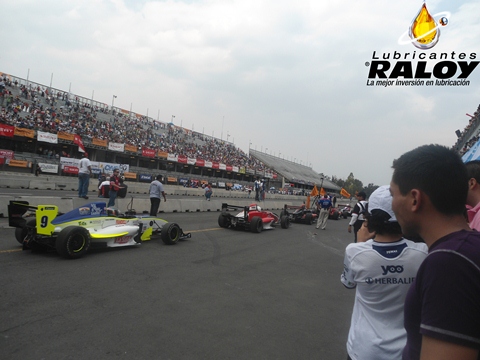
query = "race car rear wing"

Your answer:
(8, 201), (37, 228)
(221, 203), (250, 221)
(8, 201), (60, 236)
